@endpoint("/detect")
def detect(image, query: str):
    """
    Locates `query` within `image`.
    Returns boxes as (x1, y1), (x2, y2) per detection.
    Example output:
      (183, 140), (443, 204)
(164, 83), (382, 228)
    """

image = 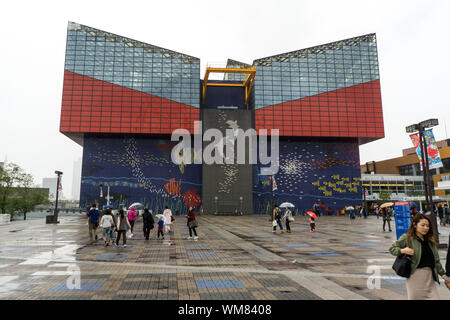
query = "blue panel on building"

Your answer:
(253, 138), (361, 215)
(80, 135), (202, 211)
(201, 80), (246, 109)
